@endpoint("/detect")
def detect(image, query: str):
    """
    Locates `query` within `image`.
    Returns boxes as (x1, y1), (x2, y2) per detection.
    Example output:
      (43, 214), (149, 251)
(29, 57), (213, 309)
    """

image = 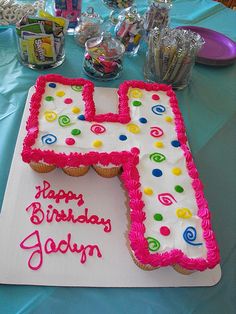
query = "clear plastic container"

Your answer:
(83, 32), (125, 80)
(74, 7), (103, 47)
(115, 6), (143, 56)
